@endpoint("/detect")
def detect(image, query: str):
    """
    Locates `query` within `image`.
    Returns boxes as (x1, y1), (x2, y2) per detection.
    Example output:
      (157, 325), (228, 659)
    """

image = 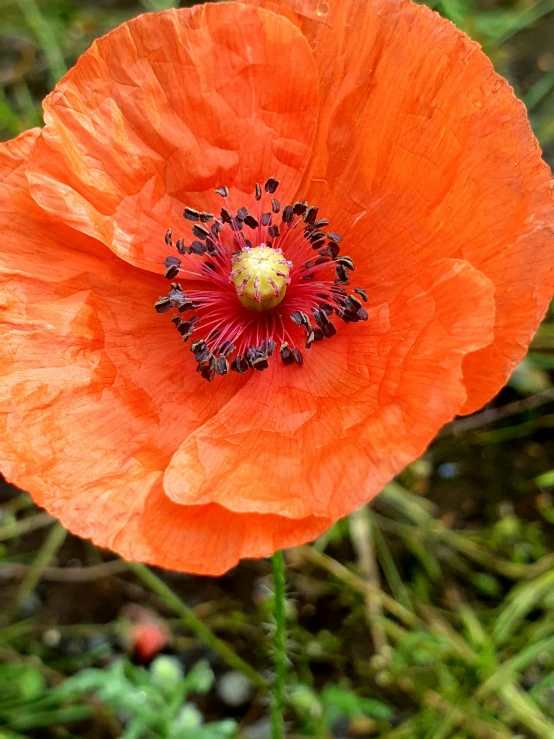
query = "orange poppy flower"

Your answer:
(1, 0), (553, 575)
